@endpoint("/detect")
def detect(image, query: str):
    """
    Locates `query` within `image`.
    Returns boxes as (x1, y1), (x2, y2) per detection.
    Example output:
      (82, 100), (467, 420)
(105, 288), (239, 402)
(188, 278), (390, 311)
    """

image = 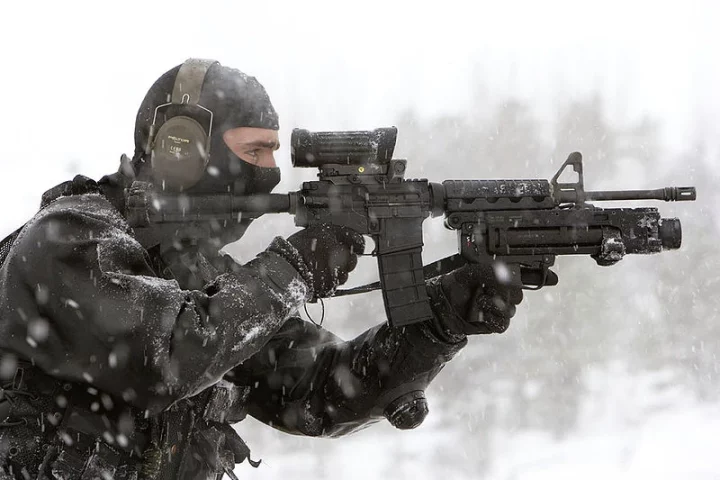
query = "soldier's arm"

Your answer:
(0, 194), (309, 414)
(229, 316), (466, 437)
